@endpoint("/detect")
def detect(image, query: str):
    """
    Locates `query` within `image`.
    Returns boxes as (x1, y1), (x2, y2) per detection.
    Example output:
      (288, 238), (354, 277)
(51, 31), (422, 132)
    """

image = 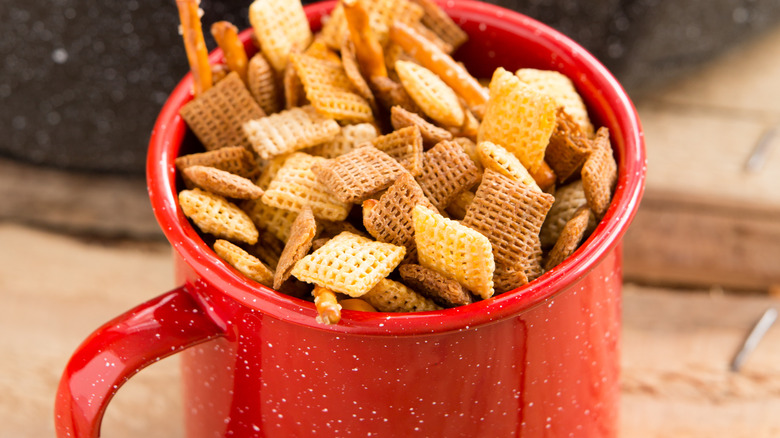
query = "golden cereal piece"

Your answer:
(412, 205), (494, 299)
(291, 53), (374, 123)
(180, 72), (266, 151)
(274, 206), (317, 289)
(362, 278), (441, 312)
(247, 52), (281, 115)
(213, 239), (274, 287)
(261, 152), (352, 221)
(390, 105), (452, 148)
(515, 68), (594, 136)
(478, 68), (557, 173)
(241, 197), (299, 243)
(312, 146), (408, 204)
(581, 127), (617, 218)
(370, 125), (424, 176)
(305, 123), (378, 158)
(462, 169), (554, 292)
(476, 141), (540, 191)
(291, 231), (406, 297)
(179, 188), (259, 245)
(182, 165), (264, 200)
(544, 207), (592, 271)
(395, 60), (465, 127)
(243, 105), (341, 160)
(416, 140), (482, 211)
(248, 0), (312, 72)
